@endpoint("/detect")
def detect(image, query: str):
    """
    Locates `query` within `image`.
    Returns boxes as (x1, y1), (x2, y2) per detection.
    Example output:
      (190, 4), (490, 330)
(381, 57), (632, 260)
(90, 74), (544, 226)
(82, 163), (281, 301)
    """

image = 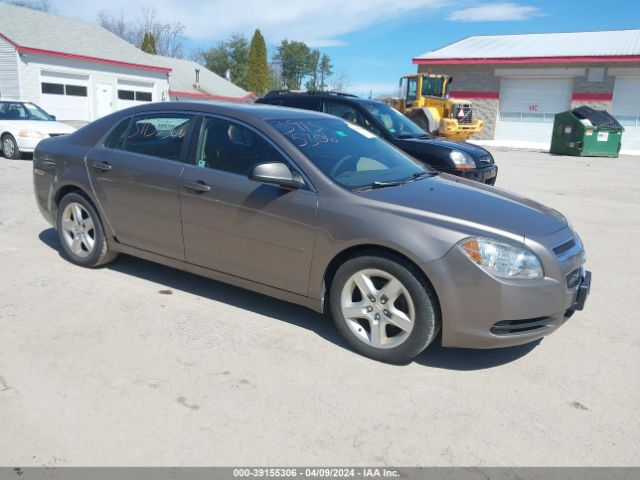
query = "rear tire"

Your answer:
(56, 192), (118, 267)
(1, 134), (21, 159)
(330, 253), (440, 363)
